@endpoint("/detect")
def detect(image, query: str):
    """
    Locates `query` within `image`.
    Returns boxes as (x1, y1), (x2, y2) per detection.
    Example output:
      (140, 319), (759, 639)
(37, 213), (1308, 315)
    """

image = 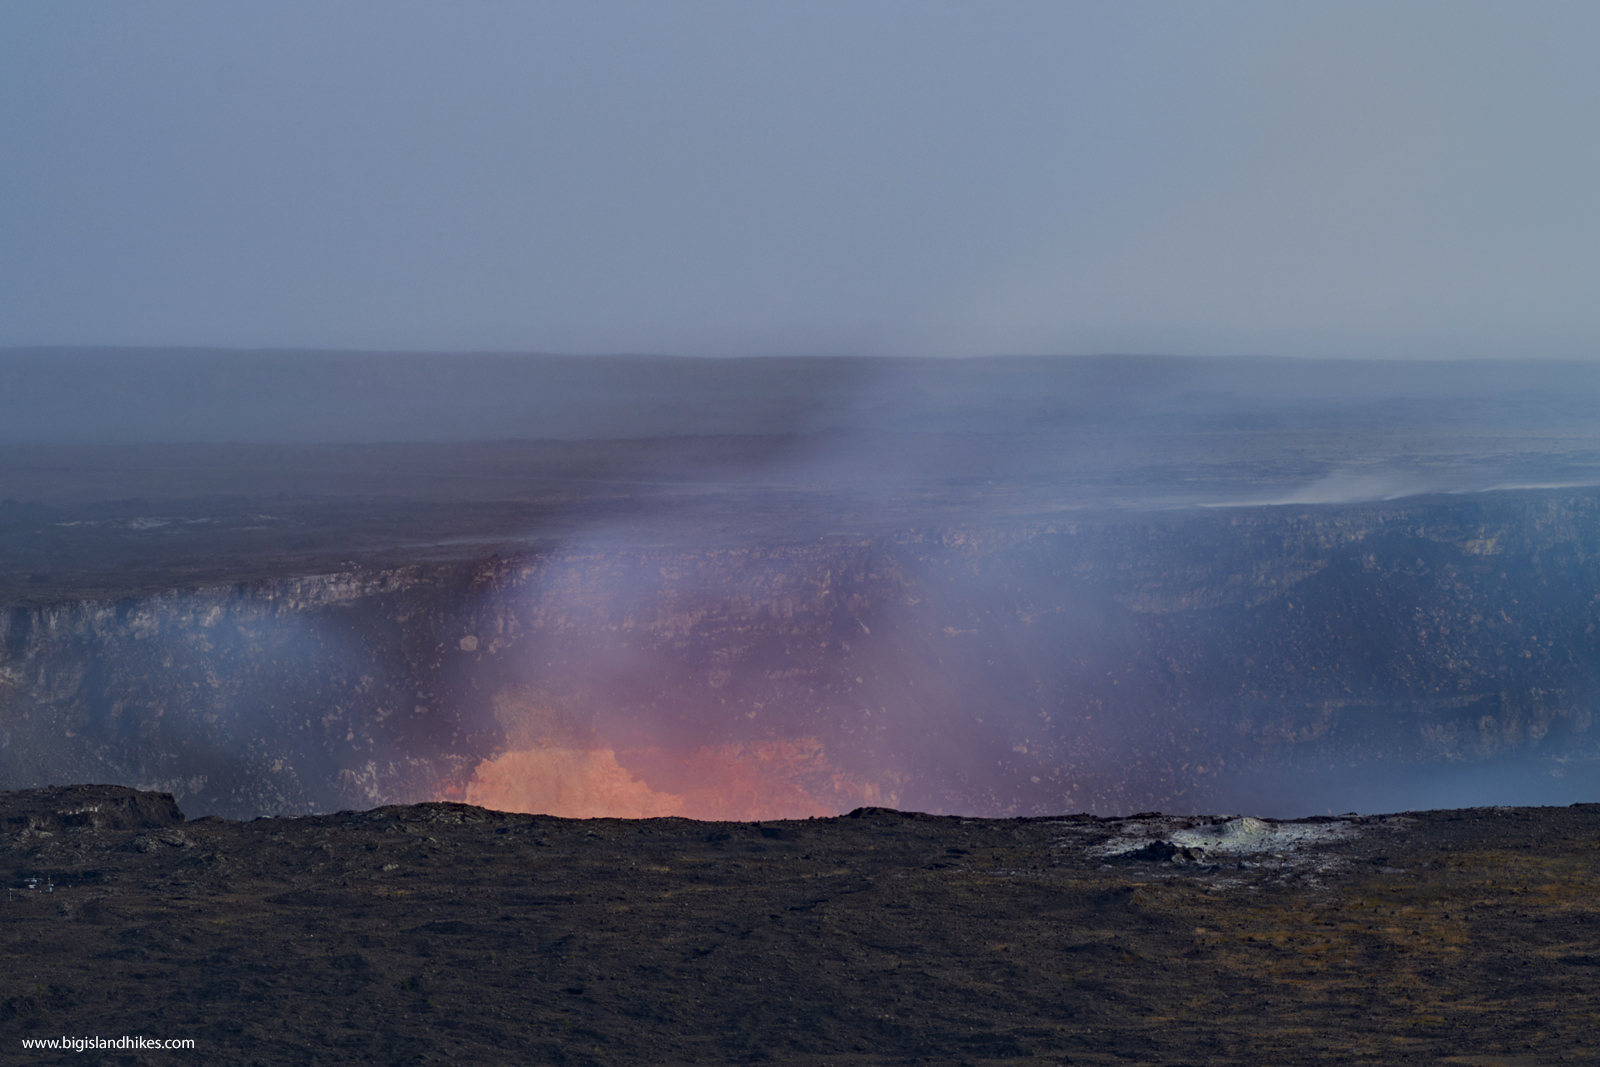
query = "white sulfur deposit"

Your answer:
(1172, 816), (1359, 853)
(1083, 814), (1361, 866)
